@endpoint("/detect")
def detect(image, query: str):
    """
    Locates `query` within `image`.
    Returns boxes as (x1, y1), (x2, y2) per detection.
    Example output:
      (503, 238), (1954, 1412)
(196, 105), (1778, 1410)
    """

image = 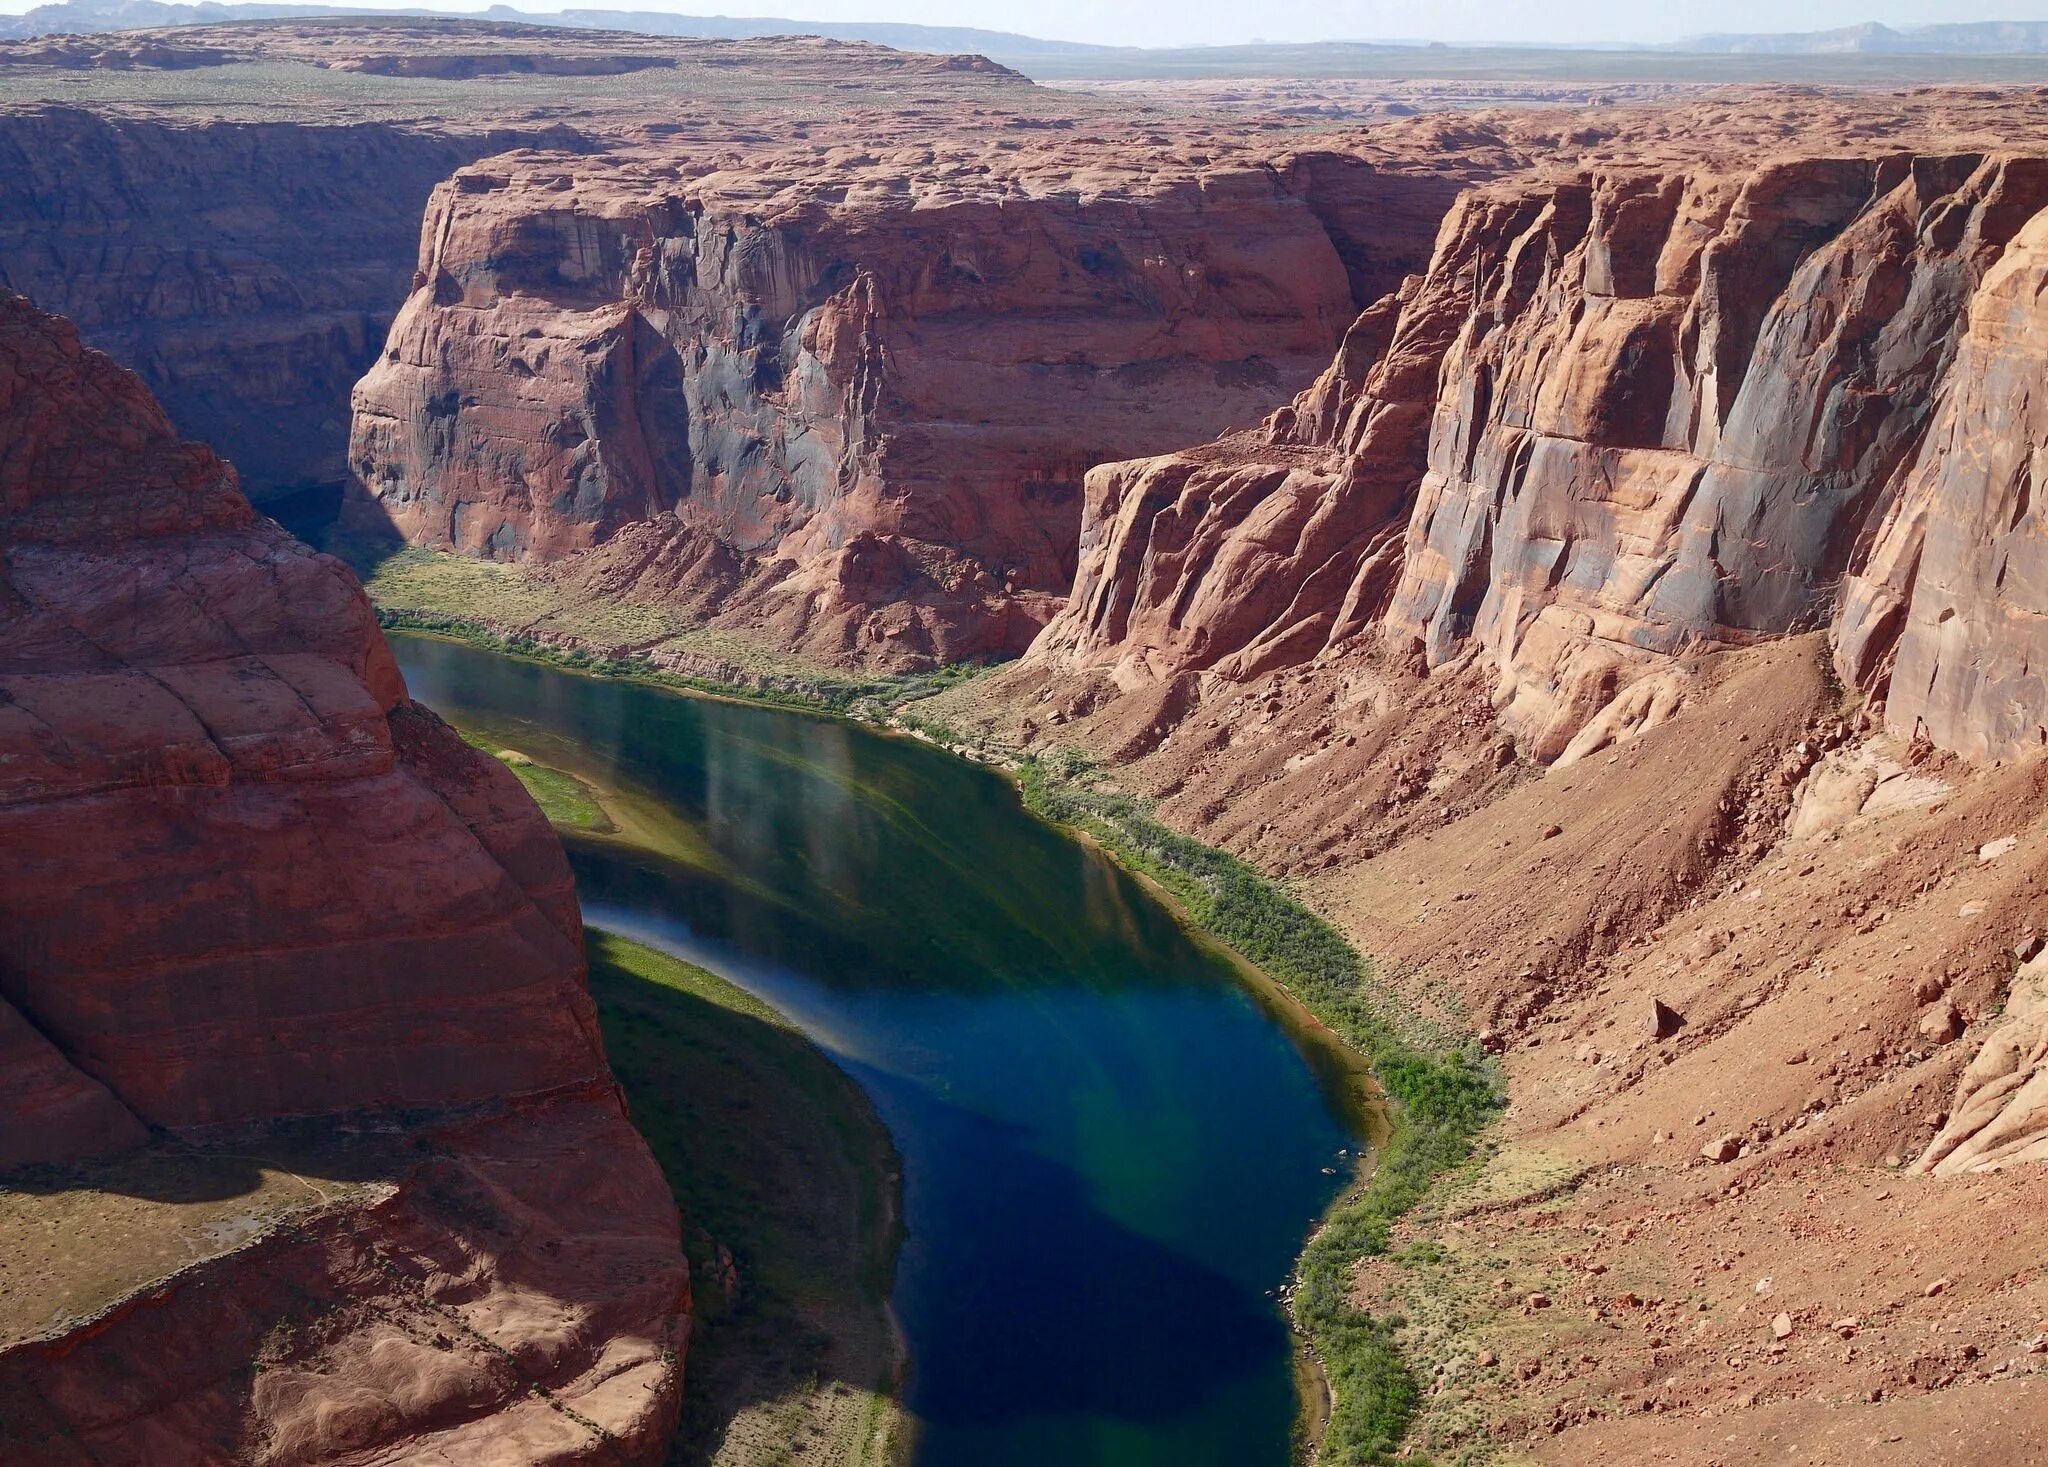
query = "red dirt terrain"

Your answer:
(0, 289), (688, 1463)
